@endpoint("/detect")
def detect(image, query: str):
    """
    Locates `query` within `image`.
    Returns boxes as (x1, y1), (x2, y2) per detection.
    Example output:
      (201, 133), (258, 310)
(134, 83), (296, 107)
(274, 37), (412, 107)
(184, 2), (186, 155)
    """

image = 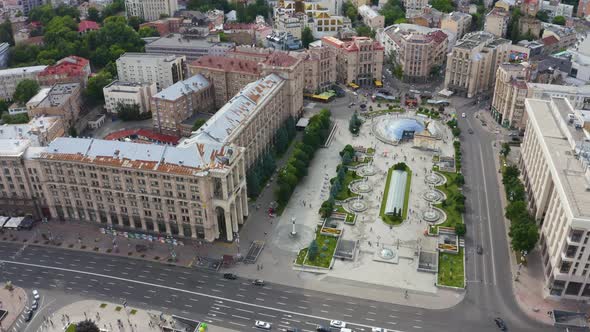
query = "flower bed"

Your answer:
(320, 227), (342, 237)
